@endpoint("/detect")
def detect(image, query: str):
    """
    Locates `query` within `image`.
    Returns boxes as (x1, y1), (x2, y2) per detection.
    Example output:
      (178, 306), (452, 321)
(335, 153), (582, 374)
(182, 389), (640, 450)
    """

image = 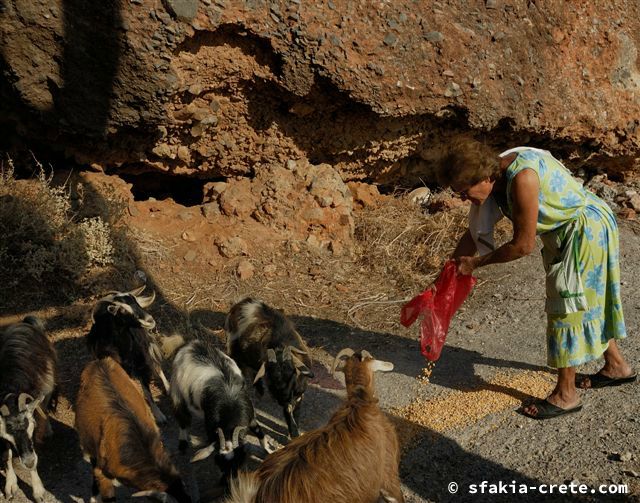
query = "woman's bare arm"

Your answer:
(457, 169), (539, 274)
